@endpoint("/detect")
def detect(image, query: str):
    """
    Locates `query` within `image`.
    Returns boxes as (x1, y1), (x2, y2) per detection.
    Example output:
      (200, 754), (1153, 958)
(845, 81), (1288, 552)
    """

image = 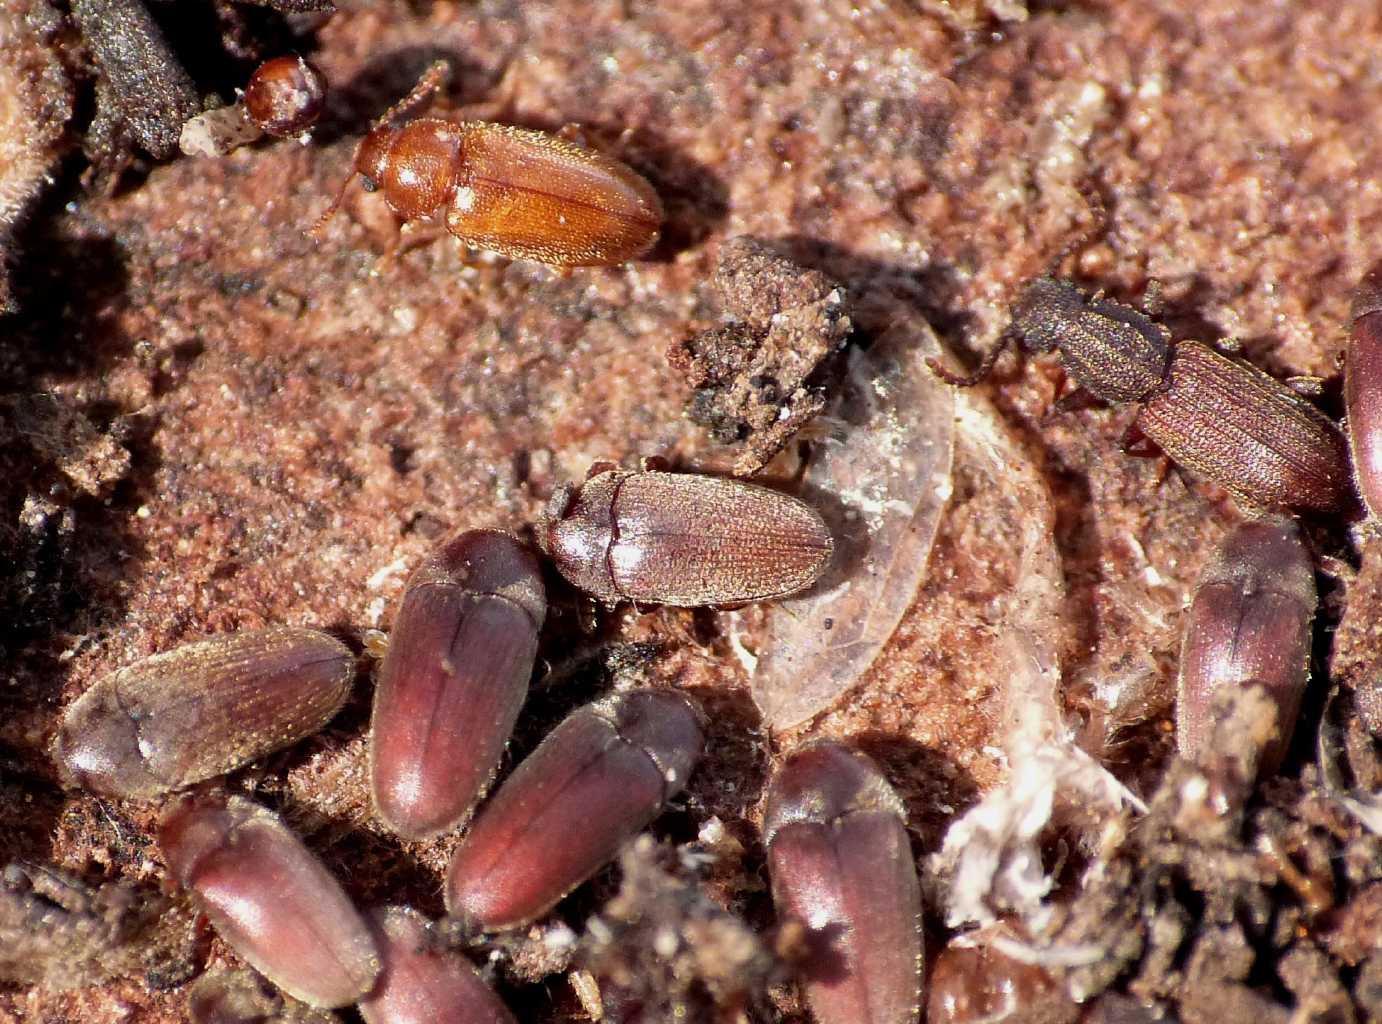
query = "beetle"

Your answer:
(316, 61), (662, 267)
(244, 55), (327, 139)
(369, 529), (545, 841)
(360, 906), (517, 1024)
(929, 275), (1355, 514)
(160, 795), (381, 1009)
(1176, 516), (1316, 777)
(444, 689), (705, 932)
(54, 627), (356, 801)
(1346, 262), (1382, 519)
(764, 741), (923, 1024)
(927, 927), (1072, 1024)
(535, 460), (834, 607)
